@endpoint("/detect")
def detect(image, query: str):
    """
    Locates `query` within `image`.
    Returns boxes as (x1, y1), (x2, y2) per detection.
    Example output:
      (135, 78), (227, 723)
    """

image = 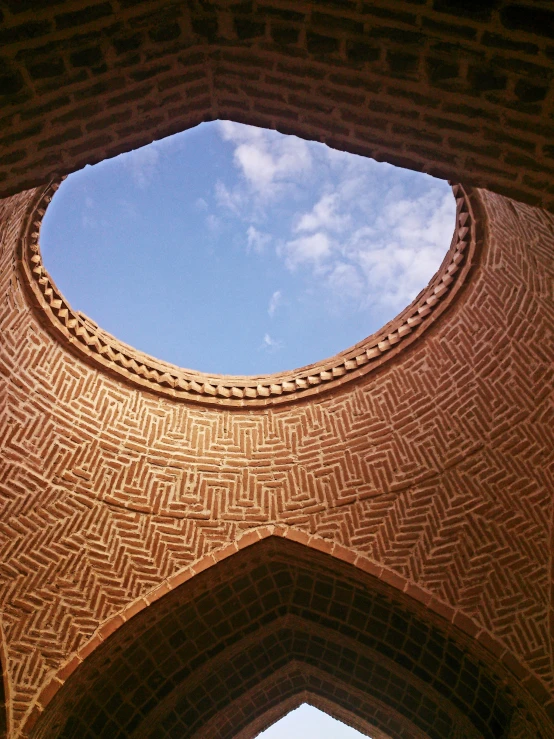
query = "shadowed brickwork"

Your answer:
(0, 180), (553, 736)
(1, 2), (554, 738)
(30, 540), (518, 739)
(1, 1), (554, 210)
